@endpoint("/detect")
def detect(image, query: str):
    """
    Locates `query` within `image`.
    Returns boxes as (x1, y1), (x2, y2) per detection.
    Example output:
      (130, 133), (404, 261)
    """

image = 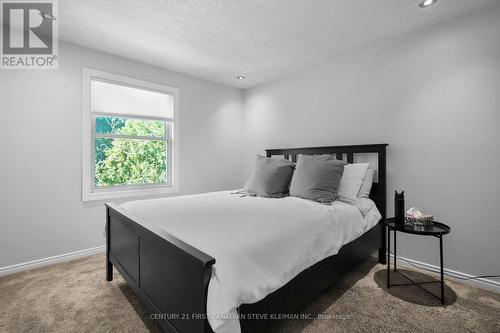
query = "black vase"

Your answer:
(394, 191), (405, 225)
